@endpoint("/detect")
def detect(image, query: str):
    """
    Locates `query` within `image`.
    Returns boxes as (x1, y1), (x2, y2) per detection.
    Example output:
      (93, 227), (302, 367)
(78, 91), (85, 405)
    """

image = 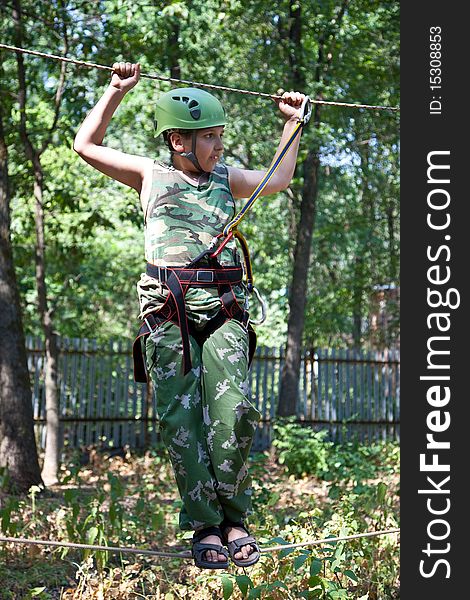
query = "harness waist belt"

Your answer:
(146, 263), (243, 285)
